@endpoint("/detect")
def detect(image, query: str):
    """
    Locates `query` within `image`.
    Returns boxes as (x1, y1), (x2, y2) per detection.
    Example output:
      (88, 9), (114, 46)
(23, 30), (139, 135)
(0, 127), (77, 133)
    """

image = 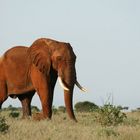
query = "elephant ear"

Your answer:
(28, 43), (51, 75)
